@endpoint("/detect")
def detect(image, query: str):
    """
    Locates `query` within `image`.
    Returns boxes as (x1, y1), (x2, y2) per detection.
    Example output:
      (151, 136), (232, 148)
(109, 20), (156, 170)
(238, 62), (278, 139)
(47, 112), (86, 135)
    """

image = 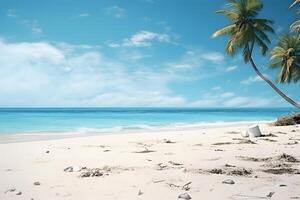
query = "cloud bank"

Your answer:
(0, 39), (282, 107)
(0, 39), (185, 107)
